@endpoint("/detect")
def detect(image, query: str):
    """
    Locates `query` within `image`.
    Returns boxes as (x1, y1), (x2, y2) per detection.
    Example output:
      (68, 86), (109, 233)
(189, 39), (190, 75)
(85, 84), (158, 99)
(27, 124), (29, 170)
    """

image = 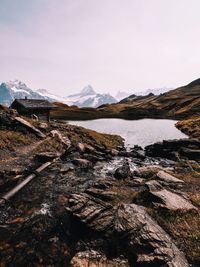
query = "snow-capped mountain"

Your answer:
(0, 80), (117, 108)
(36, 89), (67, 103)
(0, 80), (55, 106)
(38, 85), (117, 107)
(64, 85), (117, 108)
